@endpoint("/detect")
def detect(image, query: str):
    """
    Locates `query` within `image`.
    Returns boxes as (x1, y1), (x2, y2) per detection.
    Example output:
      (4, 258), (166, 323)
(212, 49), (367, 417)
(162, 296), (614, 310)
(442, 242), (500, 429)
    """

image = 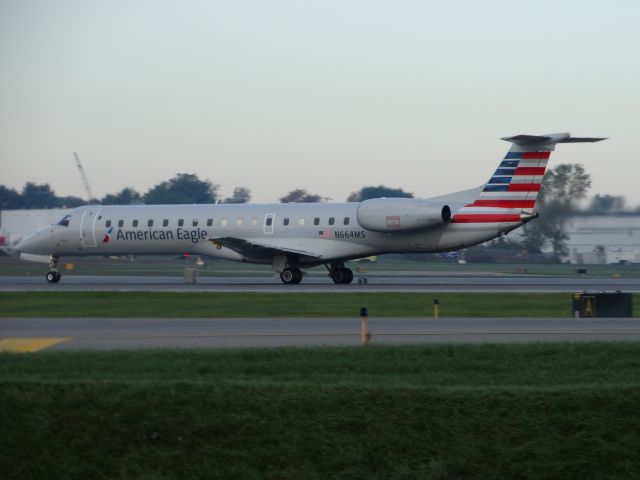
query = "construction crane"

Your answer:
(74, 152), (95, 202)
